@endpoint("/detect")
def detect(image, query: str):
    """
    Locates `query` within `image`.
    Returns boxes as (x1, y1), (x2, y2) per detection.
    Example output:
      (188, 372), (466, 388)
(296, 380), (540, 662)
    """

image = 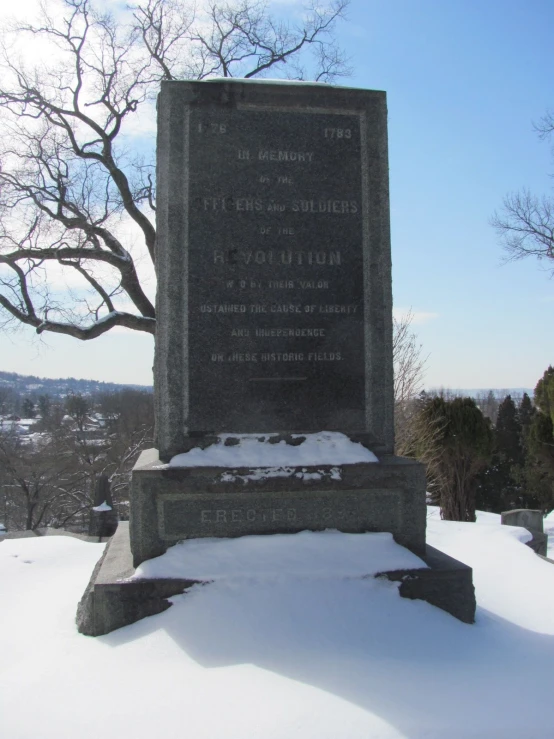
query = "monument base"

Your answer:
(377, 546), (475, 624)
(129, 448), (427, 567)
(76, 522), (475, 636)
(76, 522), (200, 637)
